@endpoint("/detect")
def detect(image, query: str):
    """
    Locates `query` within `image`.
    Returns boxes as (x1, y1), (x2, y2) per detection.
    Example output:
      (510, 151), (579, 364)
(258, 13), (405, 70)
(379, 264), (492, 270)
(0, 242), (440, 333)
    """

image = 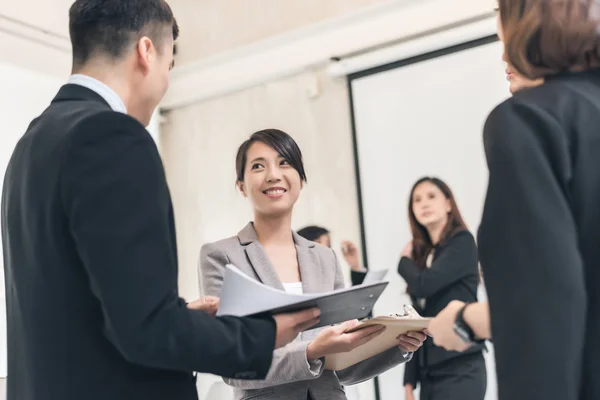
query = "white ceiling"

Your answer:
(0, 0), (73, 77)
(0, 0), (72, 38)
